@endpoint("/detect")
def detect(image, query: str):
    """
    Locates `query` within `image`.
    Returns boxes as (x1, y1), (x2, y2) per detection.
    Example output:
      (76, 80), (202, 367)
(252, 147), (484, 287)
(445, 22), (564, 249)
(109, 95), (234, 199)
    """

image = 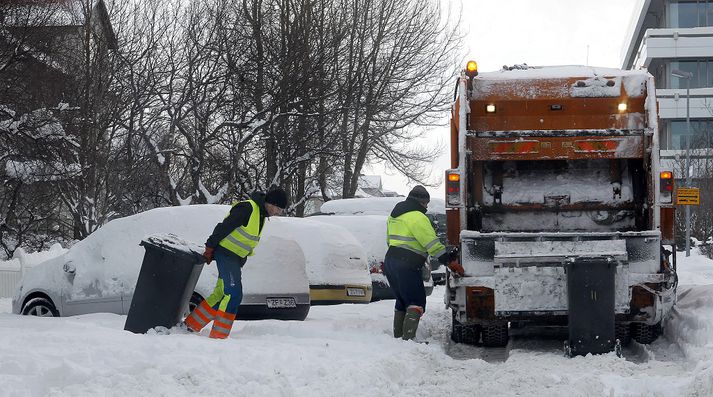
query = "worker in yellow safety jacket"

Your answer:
(385, 185), (464, 341)
(184, 188), (288, 339)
